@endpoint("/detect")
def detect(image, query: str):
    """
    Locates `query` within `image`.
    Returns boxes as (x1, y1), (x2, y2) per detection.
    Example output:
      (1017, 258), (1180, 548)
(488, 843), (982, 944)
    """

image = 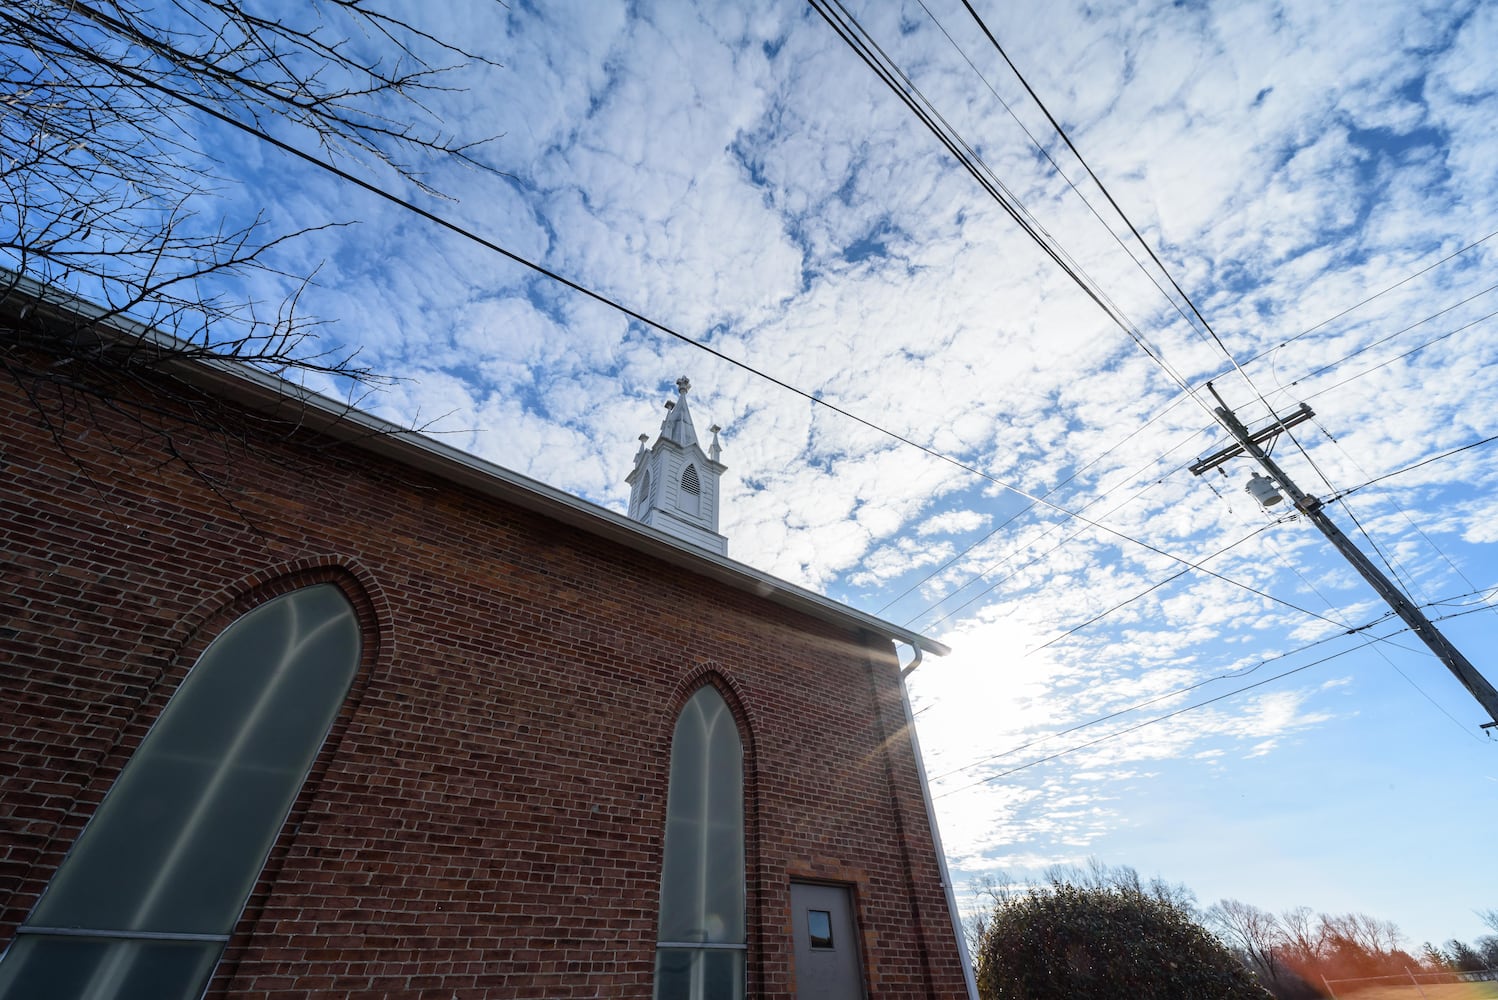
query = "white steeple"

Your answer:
(626, 377), (727, 555)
